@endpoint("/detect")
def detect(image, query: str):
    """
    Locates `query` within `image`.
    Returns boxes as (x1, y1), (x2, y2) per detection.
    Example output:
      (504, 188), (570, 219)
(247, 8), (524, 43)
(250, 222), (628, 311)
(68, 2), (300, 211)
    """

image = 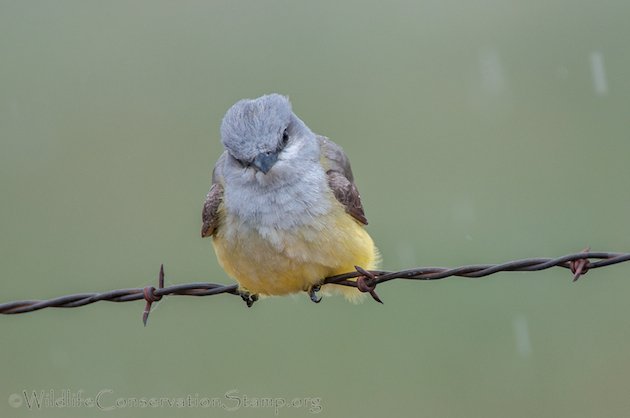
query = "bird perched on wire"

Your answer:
(201, 94), (379, 306)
